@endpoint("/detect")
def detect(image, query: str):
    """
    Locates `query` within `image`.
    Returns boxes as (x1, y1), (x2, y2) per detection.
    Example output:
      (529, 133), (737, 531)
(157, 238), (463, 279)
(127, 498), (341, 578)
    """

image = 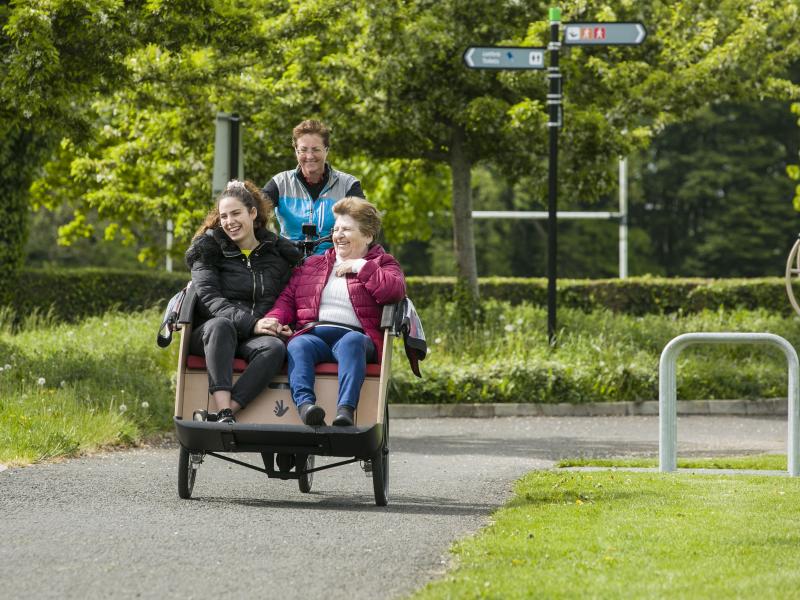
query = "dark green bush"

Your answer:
(6, 269), (800, 321)
(407, 276), (799, 315)
(10, 268), (188, 322)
